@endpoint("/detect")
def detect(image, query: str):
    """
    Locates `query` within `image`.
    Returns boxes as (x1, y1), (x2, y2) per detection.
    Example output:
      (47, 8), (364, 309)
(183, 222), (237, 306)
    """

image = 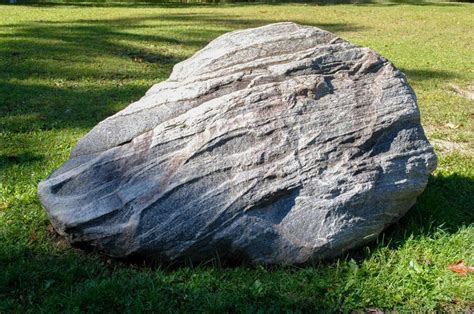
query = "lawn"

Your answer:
(0, 1), (473, 312)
